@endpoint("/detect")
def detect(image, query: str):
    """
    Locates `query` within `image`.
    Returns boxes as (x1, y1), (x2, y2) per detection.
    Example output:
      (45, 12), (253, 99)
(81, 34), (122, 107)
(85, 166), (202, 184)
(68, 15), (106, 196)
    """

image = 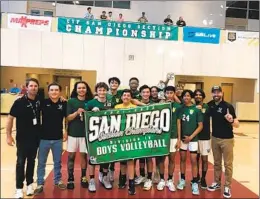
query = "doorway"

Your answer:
(221, 83), (233, 104)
